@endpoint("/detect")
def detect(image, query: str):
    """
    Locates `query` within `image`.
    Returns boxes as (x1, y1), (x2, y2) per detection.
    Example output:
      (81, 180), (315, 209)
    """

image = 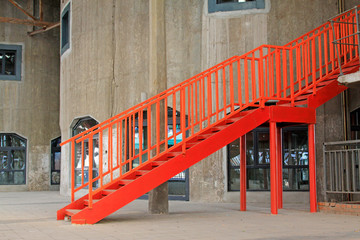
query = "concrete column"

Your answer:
(148, 0), (168, 214)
